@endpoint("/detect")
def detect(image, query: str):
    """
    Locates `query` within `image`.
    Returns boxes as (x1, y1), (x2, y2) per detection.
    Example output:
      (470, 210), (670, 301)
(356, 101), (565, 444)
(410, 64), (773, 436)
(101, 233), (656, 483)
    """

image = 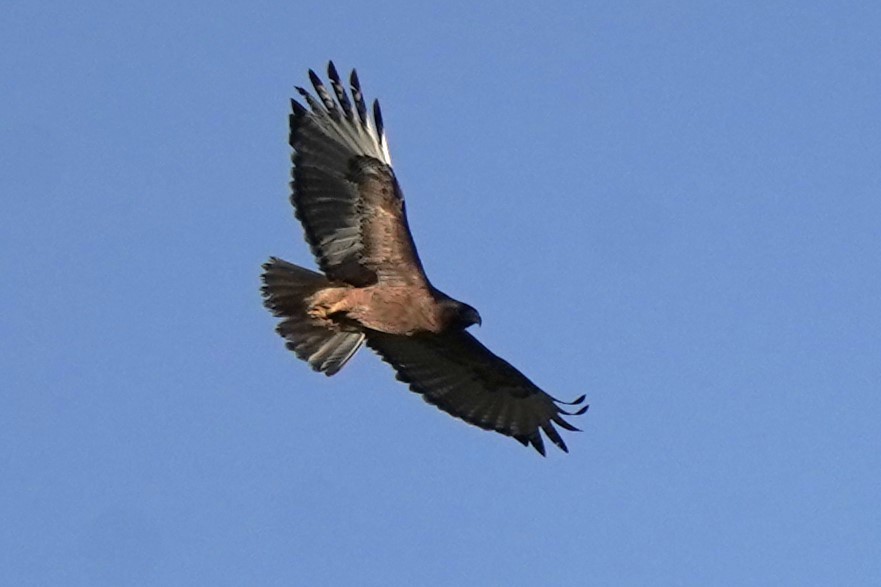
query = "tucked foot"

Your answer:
(307, 299), (348, 325)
